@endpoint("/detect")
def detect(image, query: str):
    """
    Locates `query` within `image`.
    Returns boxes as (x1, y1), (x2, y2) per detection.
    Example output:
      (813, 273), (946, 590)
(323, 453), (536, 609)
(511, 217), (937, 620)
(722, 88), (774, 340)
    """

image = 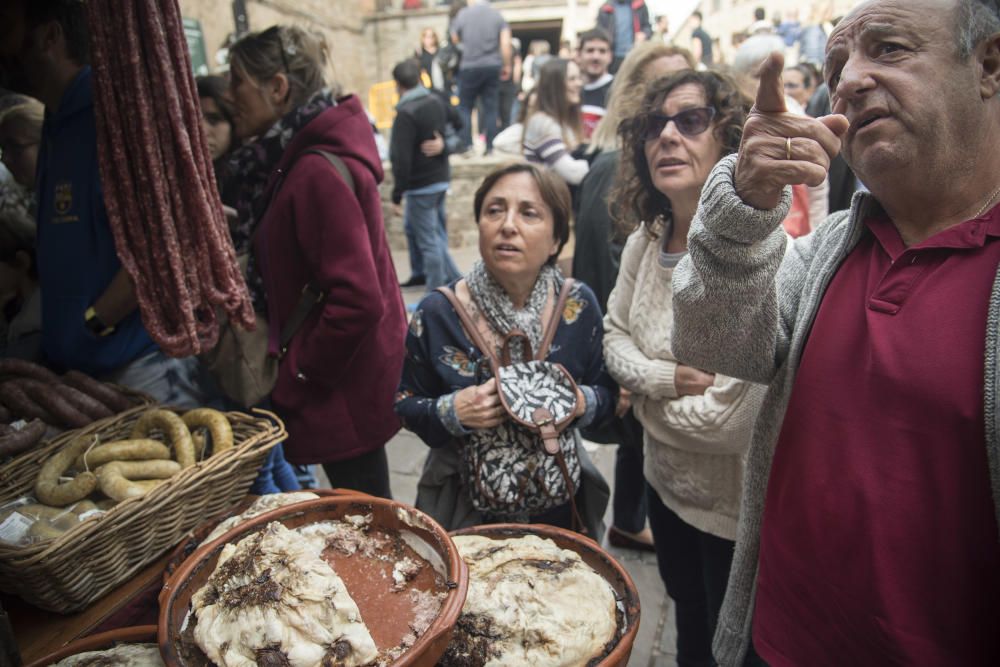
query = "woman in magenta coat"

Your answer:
(228, 26), (406, 497)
